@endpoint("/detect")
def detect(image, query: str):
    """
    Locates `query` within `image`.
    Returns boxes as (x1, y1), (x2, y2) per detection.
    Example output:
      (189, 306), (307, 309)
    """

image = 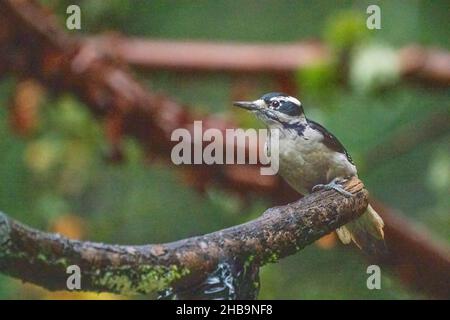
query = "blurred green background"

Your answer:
(0, 0), (449, 299)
